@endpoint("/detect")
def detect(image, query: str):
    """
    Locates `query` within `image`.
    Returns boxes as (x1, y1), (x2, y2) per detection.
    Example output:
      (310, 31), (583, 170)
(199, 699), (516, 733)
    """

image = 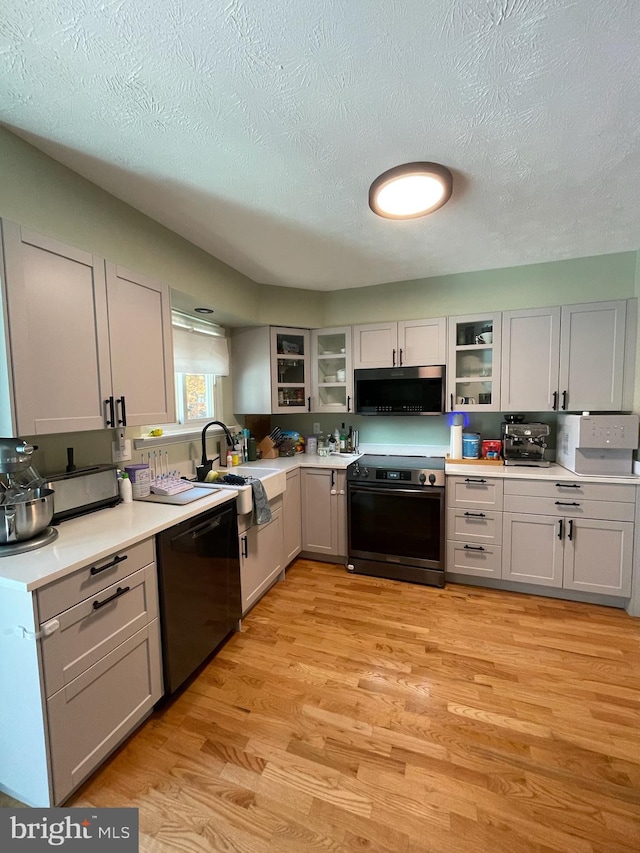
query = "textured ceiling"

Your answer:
(1, 0), (639, 291)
